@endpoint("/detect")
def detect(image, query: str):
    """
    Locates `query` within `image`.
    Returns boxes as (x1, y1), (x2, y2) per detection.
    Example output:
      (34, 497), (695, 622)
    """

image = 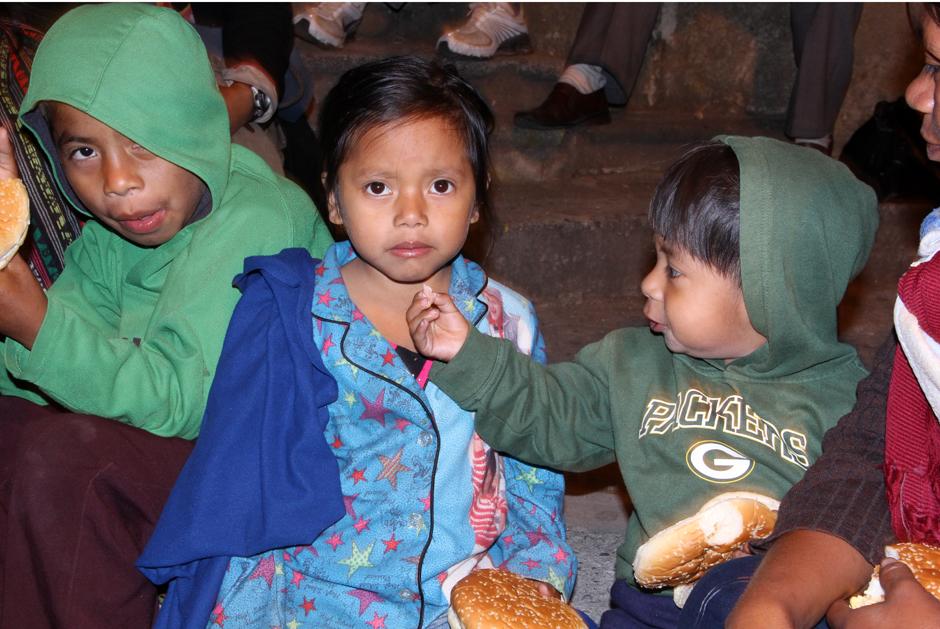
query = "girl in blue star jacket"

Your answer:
(209, 56), (577, 628)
